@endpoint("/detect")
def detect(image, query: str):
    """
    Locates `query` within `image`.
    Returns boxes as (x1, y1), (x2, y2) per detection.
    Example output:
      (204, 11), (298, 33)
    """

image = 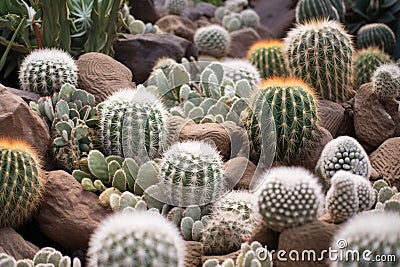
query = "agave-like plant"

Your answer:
(68, 0), (93, 38)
